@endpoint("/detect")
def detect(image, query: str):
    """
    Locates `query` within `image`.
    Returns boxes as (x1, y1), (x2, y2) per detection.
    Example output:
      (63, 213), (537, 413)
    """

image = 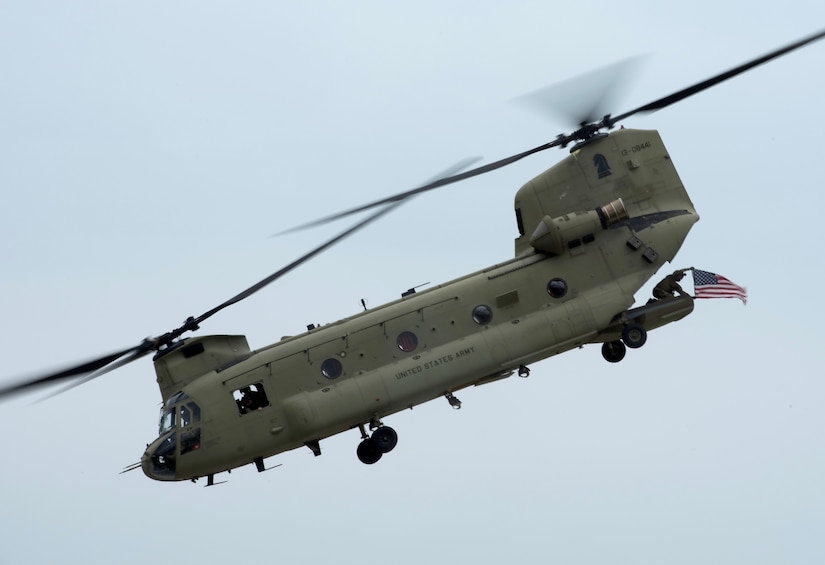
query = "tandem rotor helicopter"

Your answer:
(3, 30), (824, 486)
